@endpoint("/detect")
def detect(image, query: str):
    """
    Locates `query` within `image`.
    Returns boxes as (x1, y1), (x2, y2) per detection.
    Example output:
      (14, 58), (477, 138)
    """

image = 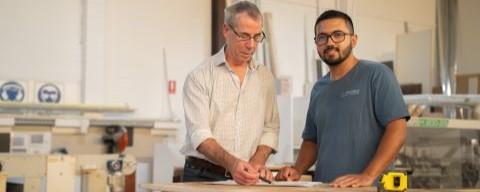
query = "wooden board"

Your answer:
(140, 182), (480, 192)
(140, 182), (376, 192)
(0, 173), (6, 192)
